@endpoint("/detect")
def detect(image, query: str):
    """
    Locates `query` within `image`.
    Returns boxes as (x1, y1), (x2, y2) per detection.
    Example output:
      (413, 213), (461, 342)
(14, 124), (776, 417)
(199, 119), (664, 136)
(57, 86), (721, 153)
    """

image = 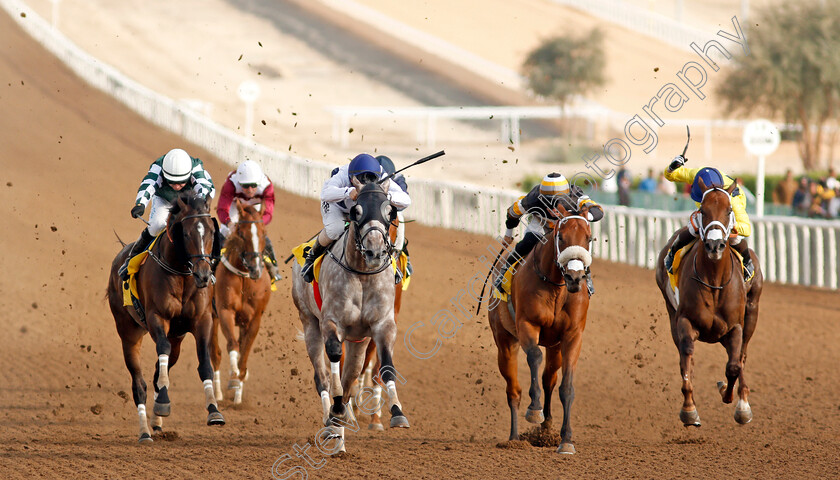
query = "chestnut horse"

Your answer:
(106, 192), (224, 443)
(655, 179), (763, 426)
(488, 204), (593, 455)
(210, 199), (272, 405)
